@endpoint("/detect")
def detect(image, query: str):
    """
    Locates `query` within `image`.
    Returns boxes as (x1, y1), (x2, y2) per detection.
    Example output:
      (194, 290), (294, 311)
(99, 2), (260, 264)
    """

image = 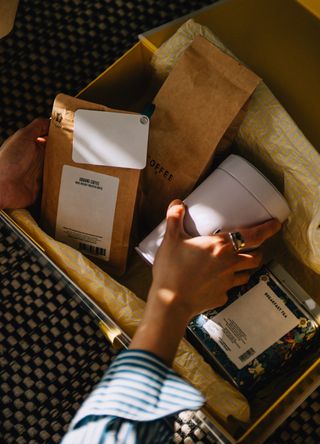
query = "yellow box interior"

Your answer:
(76, 2), (320, 441)
(141, 0), (320, 153)
(78, 1), (320, 441)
